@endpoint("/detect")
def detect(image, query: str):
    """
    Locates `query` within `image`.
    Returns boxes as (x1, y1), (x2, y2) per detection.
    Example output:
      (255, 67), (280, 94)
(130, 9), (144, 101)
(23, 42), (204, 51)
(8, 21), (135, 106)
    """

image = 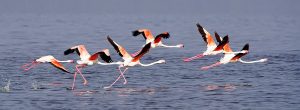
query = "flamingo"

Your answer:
(64, 45), (114, 90)
(183, 23), (234, 62)
(104, 36), (166, 89)
(131, 29), (184, 56)
(201, 43), (268, 70)
(21, 55), (72, 73)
